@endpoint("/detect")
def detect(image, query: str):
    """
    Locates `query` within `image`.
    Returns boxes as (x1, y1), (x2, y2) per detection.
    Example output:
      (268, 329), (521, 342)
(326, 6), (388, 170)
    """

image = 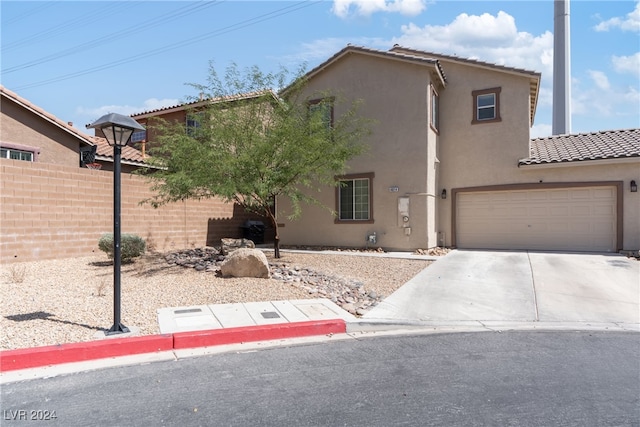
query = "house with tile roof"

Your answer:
(276, 45), (639, 253)
(1, 86), (262, 263)
(129, 90), (278, 158)
(0, 85), (149, 173)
